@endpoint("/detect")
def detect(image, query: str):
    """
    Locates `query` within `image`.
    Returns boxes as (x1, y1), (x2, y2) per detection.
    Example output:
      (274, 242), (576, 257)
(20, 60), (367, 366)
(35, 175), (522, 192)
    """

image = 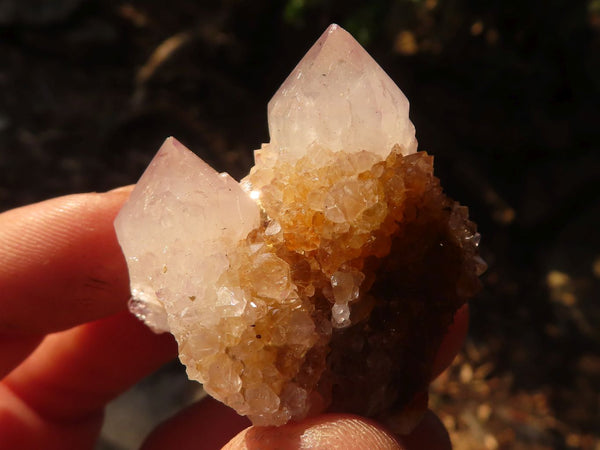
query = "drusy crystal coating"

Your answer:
(114, 24), (483, 431)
